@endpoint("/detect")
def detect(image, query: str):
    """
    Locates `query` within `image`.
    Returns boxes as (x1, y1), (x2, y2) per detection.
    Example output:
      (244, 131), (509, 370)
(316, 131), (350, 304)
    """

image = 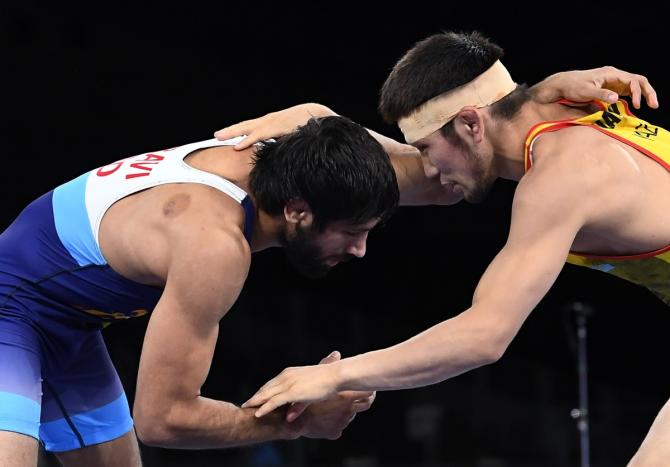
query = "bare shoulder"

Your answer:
(517, 128), (605, 215)
(162, 195), (252, 317)
(530, 125), (643, 181)
(186, 144), (256, 191)
(519, 125), (644, 223)
(100, 178), (251, 286)
(187, 143), (255, 165)
(165, 184), (251, 264)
